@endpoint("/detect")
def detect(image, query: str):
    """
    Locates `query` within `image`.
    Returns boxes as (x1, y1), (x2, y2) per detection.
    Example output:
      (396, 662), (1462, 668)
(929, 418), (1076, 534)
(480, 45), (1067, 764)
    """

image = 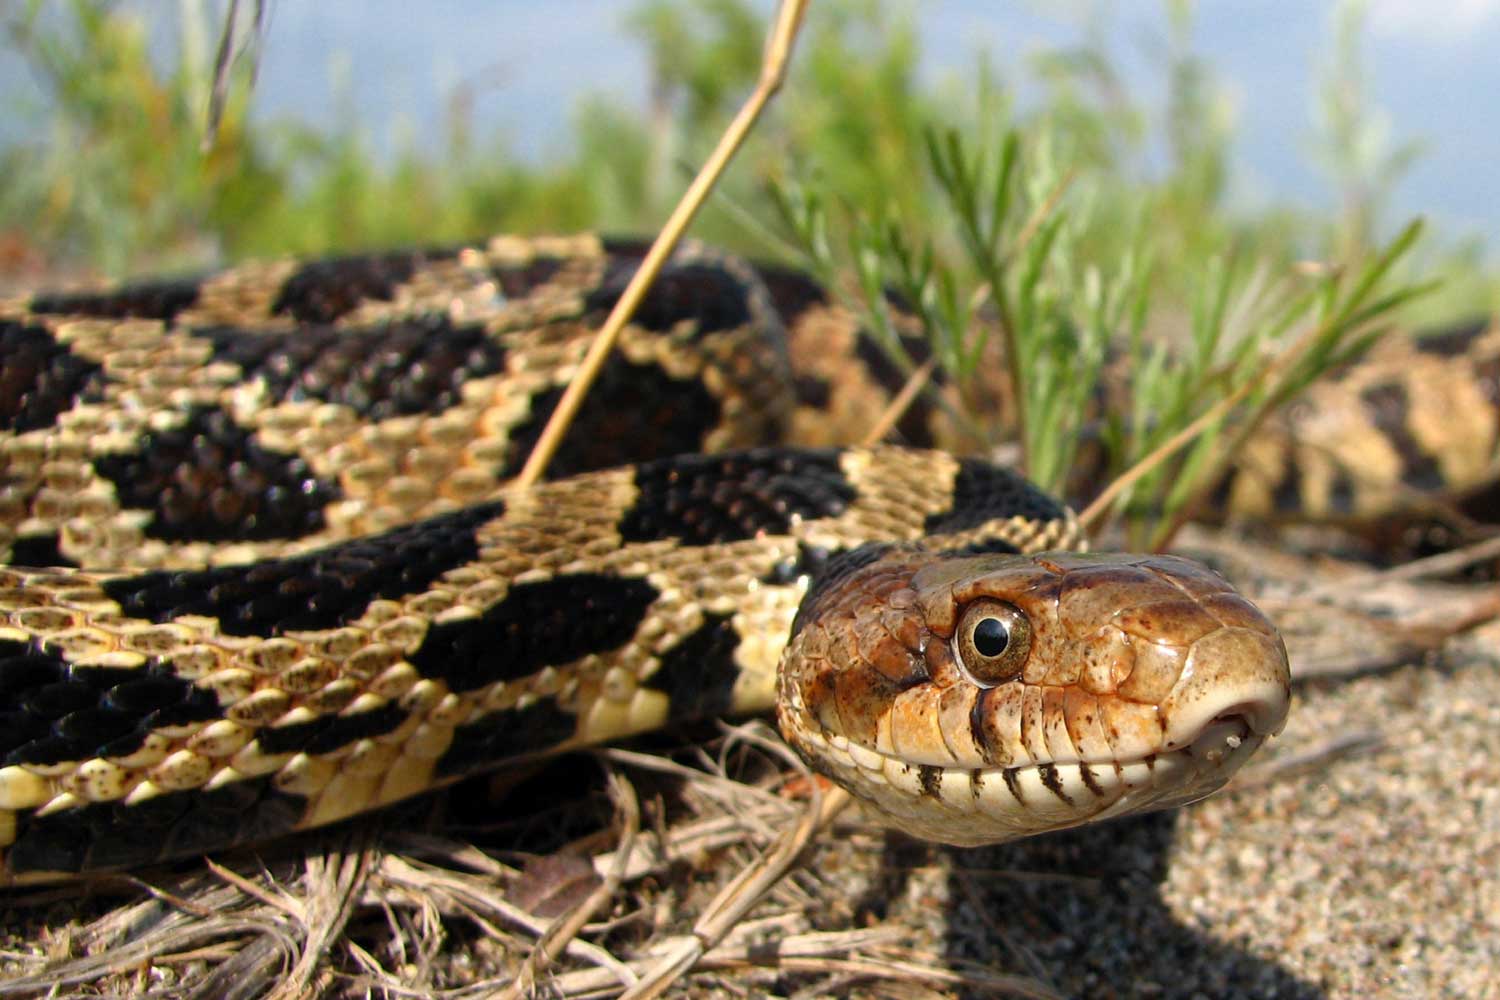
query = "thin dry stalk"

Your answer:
(1336, 533), (1500, 589)
(1077, 374), (1259, 533)
(538, 928), (1057, 1000)
(617, 781), (851, 1000)
(515, 0), (809, 486)
(861, 358), (937, 446)
(265, 836), (377, 1000)
(502, 773), (643, 999)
